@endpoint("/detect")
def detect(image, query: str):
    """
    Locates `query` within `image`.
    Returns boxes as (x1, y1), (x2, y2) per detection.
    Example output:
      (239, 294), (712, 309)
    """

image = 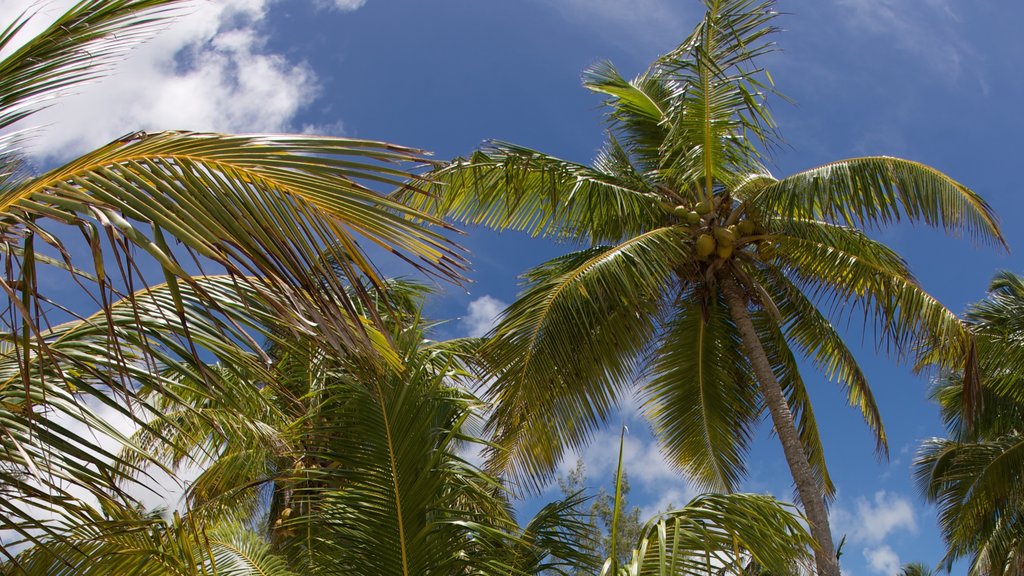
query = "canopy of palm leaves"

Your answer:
(397, 1), (1003, 575)
(915, 271), (1024, 576)
(0, 0), (469, 552)
(3, 277), (604, 576)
